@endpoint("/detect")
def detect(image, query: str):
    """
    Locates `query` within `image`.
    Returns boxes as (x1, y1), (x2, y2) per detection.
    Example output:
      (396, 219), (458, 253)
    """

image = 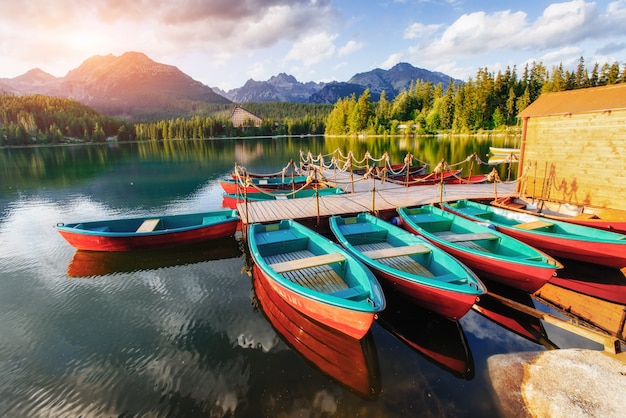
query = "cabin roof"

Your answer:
(518, 83), (626, 118)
